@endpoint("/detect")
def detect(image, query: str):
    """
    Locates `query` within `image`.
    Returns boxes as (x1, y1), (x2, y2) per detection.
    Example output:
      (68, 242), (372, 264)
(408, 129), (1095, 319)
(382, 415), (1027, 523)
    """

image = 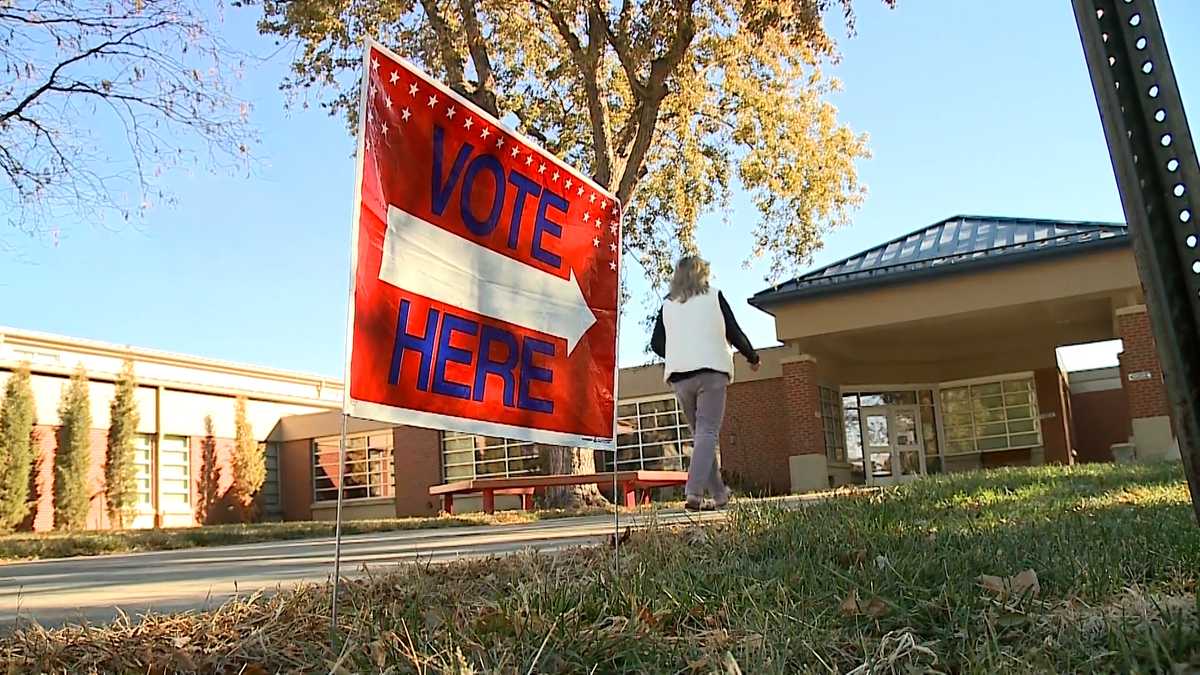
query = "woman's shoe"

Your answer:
(713, 490), (732, 509)
(684, 495), (704, 511)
